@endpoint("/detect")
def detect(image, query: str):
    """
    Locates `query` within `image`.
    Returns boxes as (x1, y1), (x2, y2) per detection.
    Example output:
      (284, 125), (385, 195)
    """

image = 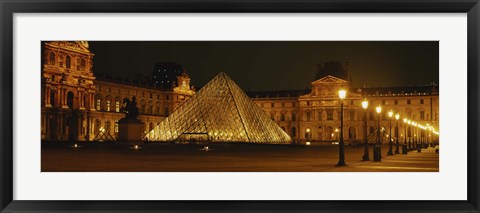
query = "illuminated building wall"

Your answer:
(249, 61), (439, 143)
(41, 41), (195, 141)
